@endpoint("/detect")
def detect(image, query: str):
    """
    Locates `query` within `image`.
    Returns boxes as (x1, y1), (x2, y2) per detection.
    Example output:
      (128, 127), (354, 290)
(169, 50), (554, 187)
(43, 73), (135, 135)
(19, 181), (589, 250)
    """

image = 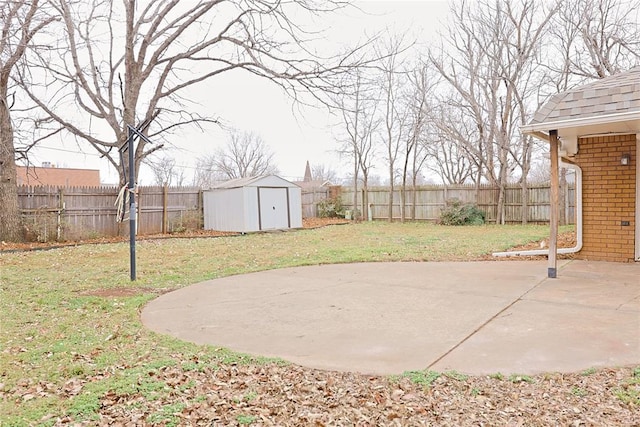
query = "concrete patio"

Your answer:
(142, 260), (640, 376)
